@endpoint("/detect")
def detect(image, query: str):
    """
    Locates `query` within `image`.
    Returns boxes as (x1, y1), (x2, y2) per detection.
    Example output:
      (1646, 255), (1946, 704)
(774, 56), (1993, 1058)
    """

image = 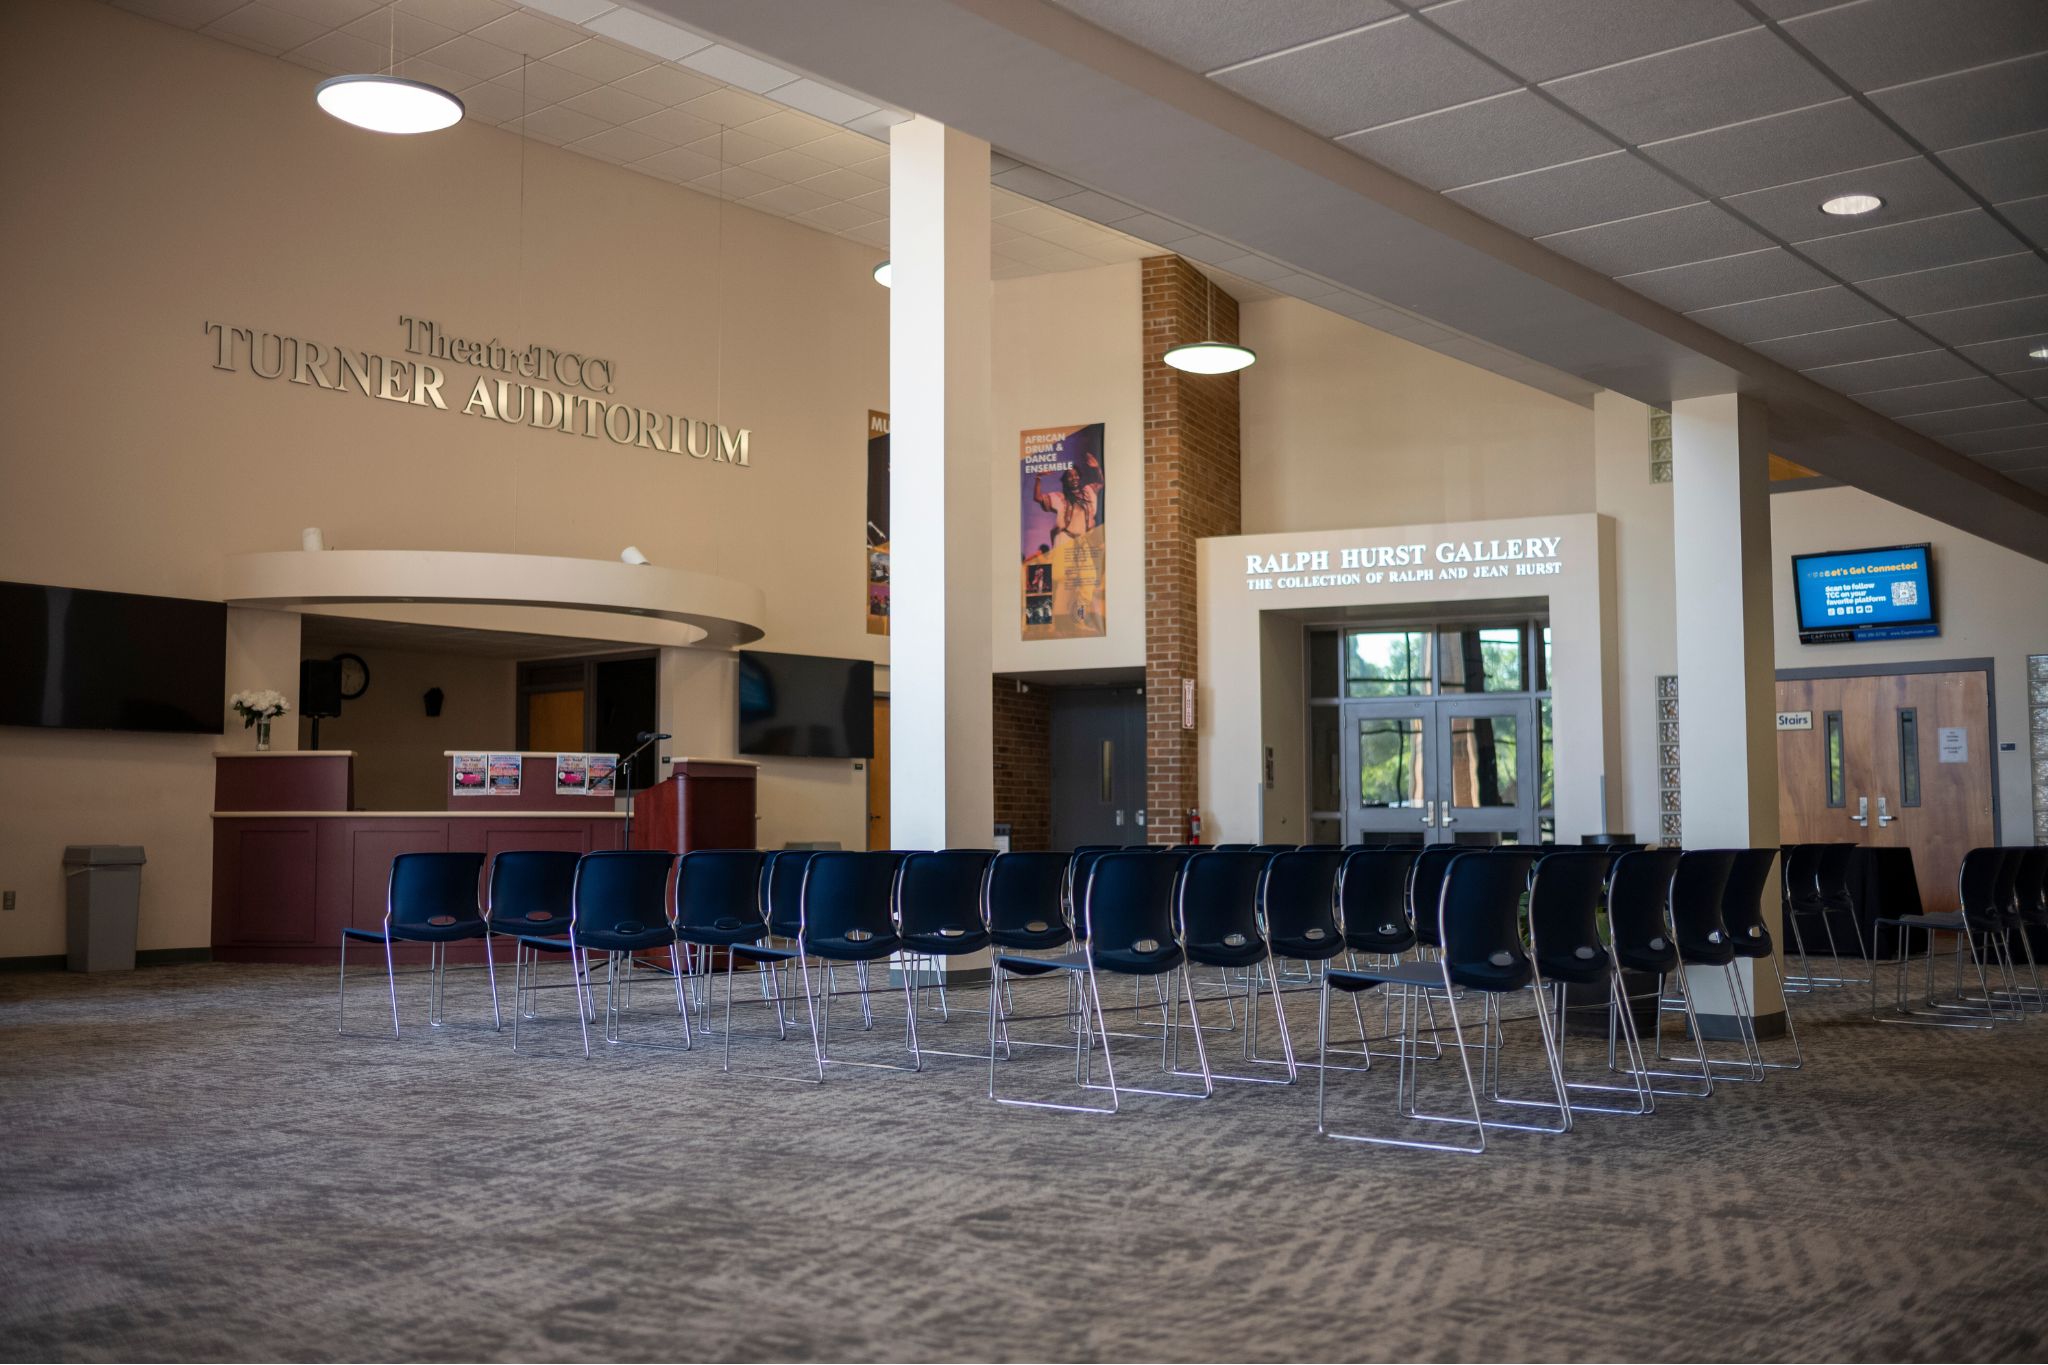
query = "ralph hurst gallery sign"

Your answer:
(1243, 534), (1564, 590)
(203, 316), (752, 466)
